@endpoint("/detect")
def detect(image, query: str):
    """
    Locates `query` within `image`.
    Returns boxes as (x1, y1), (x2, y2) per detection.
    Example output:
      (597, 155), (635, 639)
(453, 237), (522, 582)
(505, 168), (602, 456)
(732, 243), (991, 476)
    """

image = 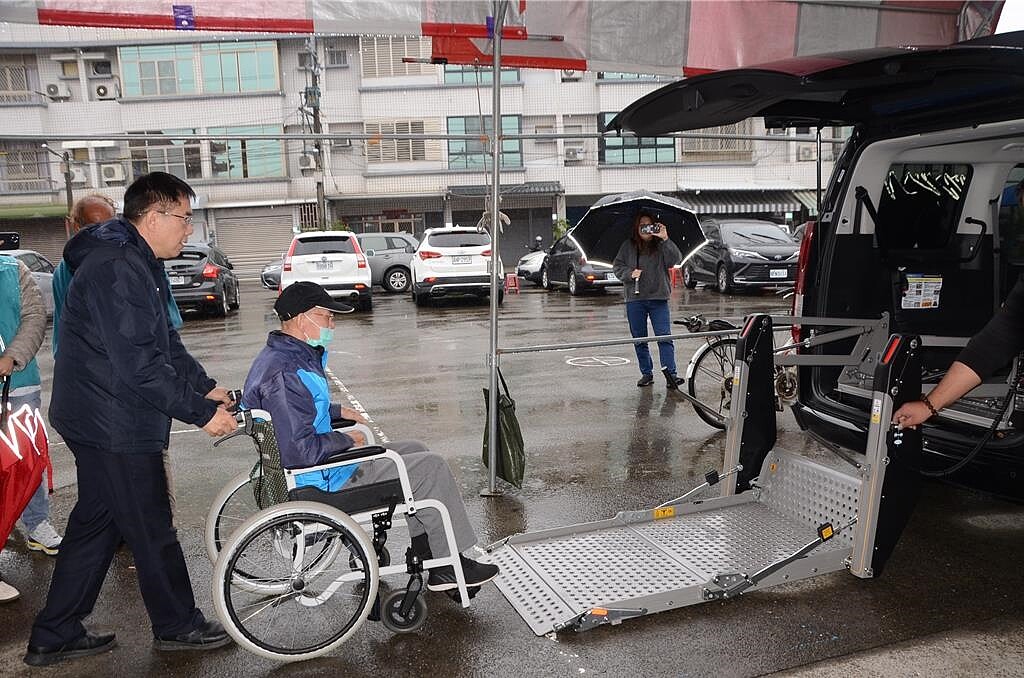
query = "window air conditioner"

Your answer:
(94, 83), (117, 100)
(332, 138), (352, 148)
(298, 153), (318, 170)
(565, 147), (583, 162)
(560, 69), (581, 81)
(44, 83), (72, 101)
(101, 163), (125, 182)
(797, 145), (818, 161)
(69, 167), (87, 183)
